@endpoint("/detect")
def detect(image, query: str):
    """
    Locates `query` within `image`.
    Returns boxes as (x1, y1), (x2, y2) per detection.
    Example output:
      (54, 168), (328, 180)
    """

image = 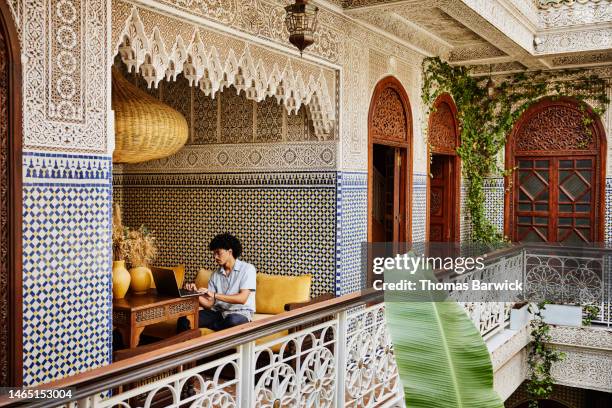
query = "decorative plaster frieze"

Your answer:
(141, 0), (342, 63)
(551, 51), (612, 67)
(548, 325), (612, 350)
(538, 0), (611, 28)
(113, 142), (337, 173)
(490, 326), (531, 371)
(459, 0), (535, 53)
(535, 27), (612, 54)
(448, 44), (506, 62)
(113, 4), (336, 138)
(550, 345), (612, 392)
(347, 7), (450, 57)
(22, 0), (109, 152)
(538, 0), (608, 9)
